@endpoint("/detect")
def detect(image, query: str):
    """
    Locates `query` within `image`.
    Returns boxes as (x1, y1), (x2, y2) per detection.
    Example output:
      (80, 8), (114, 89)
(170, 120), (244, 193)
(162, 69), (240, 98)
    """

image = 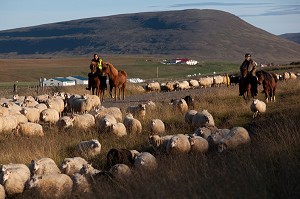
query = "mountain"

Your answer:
(0, 9), (300, 62)
(279, 33), (300, 44)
